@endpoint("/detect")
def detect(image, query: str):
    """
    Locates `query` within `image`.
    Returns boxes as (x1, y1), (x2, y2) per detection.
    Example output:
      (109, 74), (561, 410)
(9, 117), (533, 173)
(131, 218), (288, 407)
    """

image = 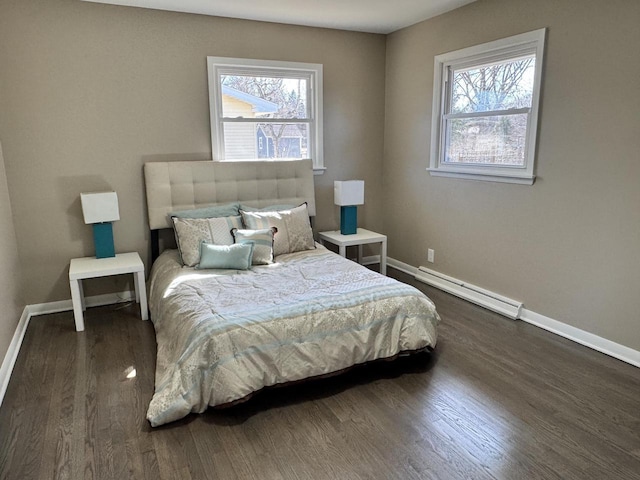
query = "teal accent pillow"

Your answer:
(231, 227), (277, 265)
(196, 242), (254, 270)
(170, 203), (240, 219)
